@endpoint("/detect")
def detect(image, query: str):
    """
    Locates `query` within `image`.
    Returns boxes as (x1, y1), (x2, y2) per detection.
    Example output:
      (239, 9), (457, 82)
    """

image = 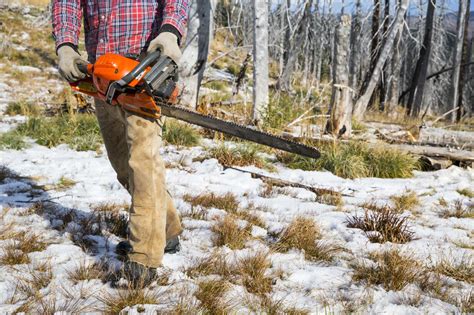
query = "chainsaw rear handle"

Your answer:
(76, 59), (91, 76)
